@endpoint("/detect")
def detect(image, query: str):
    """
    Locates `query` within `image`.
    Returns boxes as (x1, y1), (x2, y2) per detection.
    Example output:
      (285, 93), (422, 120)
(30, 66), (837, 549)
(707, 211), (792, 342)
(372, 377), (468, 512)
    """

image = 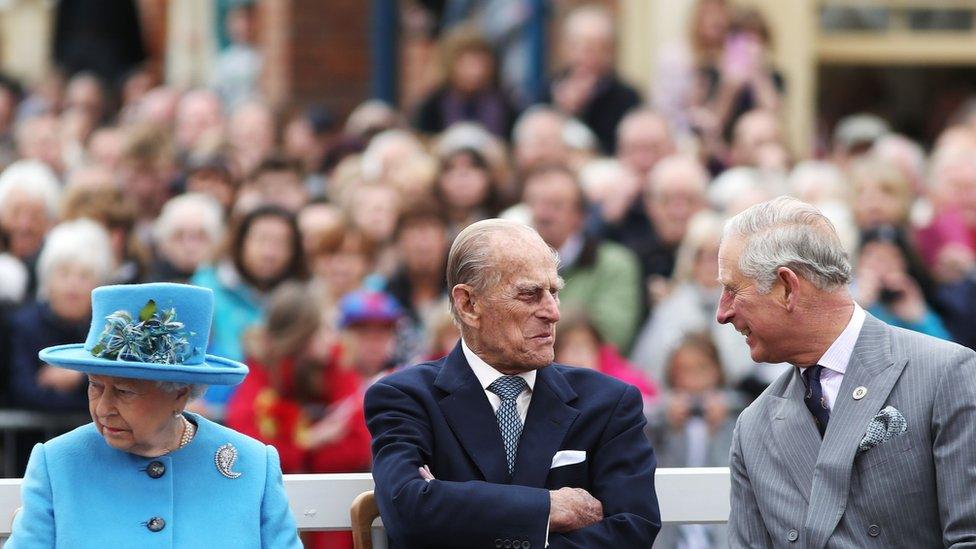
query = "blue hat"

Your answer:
(39, 283), (248, 385)
(339, 290), (403, 328)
